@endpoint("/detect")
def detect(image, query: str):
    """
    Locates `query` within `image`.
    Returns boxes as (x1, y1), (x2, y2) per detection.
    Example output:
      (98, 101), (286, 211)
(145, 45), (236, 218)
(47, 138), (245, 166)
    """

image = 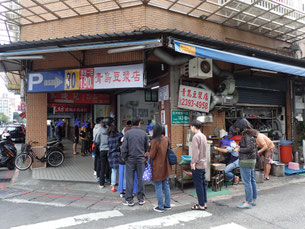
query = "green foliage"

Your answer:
(0, 112), (9, 123)
(13, 112), (26, 123)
